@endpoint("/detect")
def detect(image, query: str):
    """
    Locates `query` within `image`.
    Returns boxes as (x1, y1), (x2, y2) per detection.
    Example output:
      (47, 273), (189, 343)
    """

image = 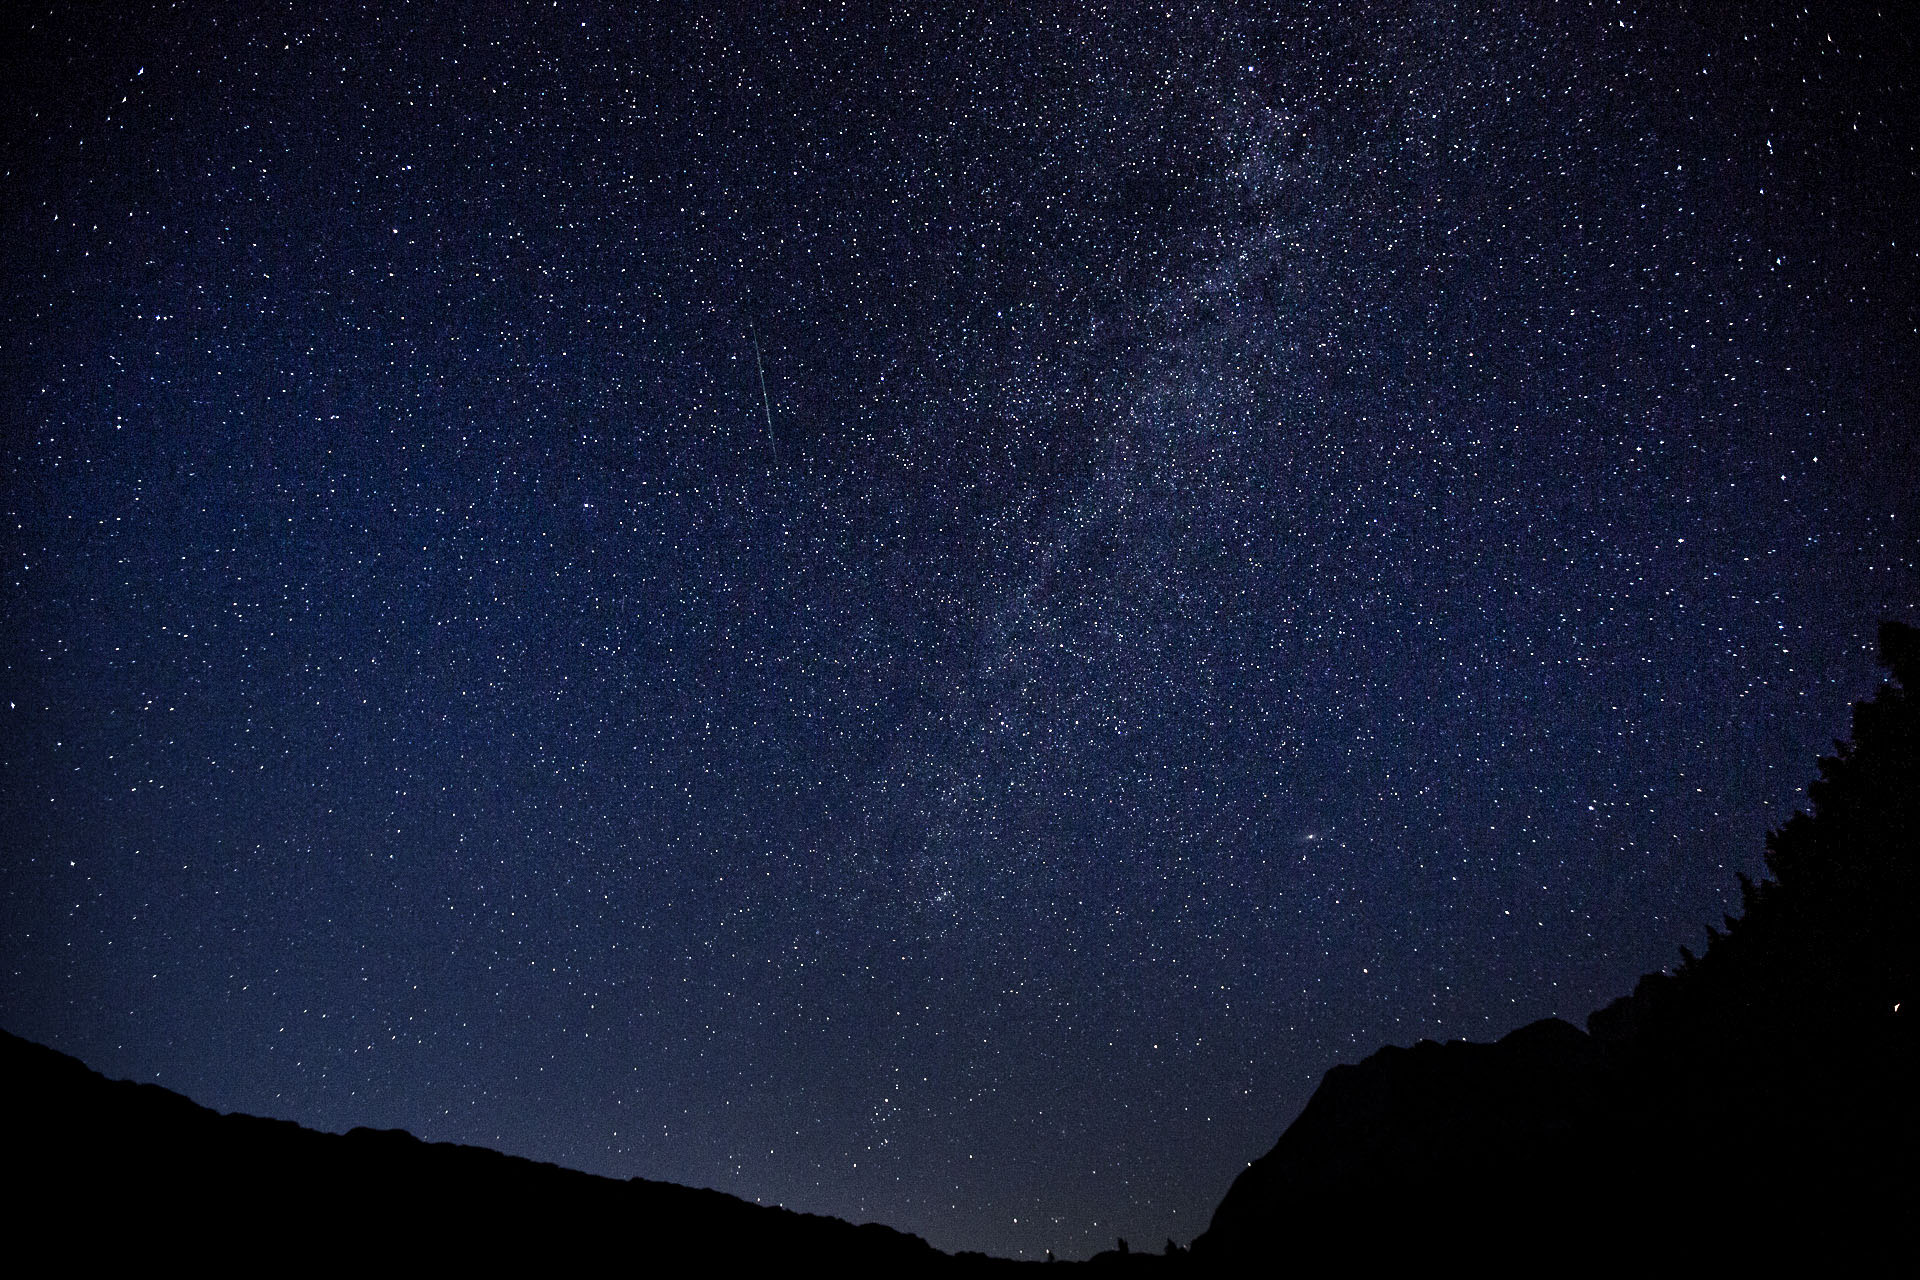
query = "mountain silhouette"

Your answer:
(1192, 621), (1918, 1266)
(0, 1027), (1025, 1271)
